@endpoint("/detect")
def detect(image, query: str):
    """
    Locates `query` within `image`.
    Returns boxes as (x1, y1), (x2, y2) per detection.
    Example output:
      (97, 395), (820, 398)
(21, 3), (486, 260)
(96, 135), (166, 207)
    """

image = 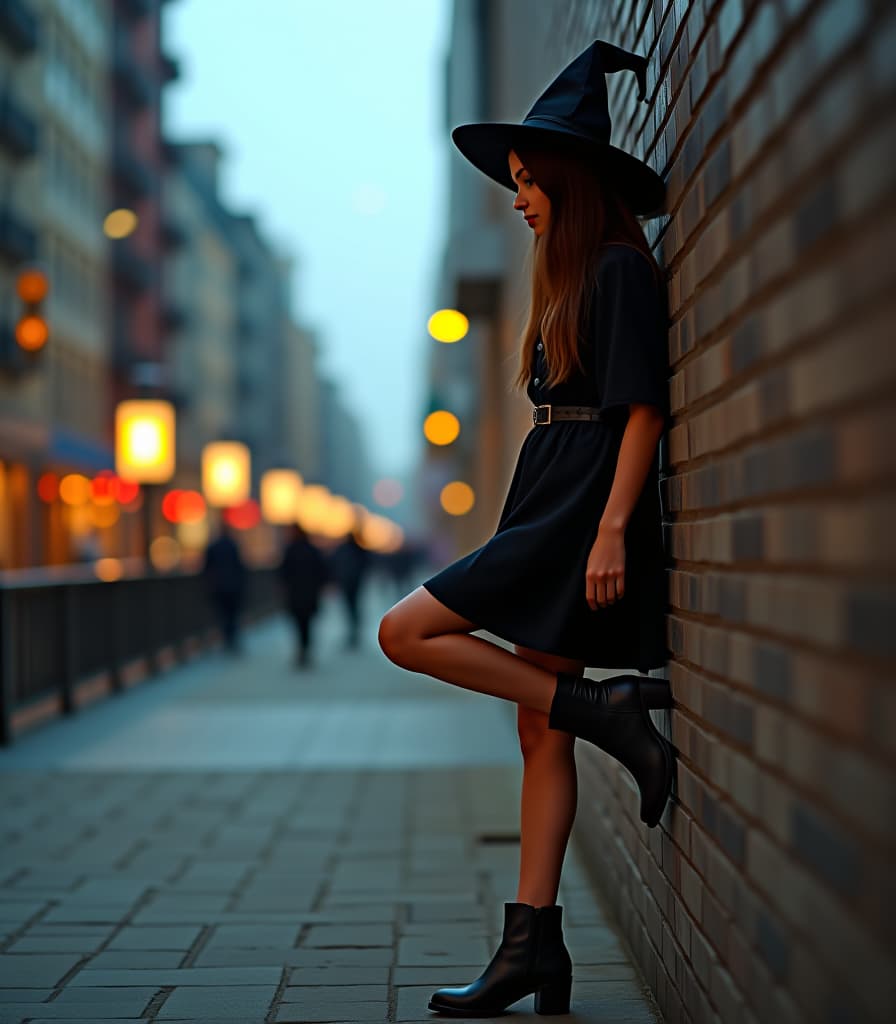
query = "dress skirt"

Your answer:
(421, 242), (671, 672)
